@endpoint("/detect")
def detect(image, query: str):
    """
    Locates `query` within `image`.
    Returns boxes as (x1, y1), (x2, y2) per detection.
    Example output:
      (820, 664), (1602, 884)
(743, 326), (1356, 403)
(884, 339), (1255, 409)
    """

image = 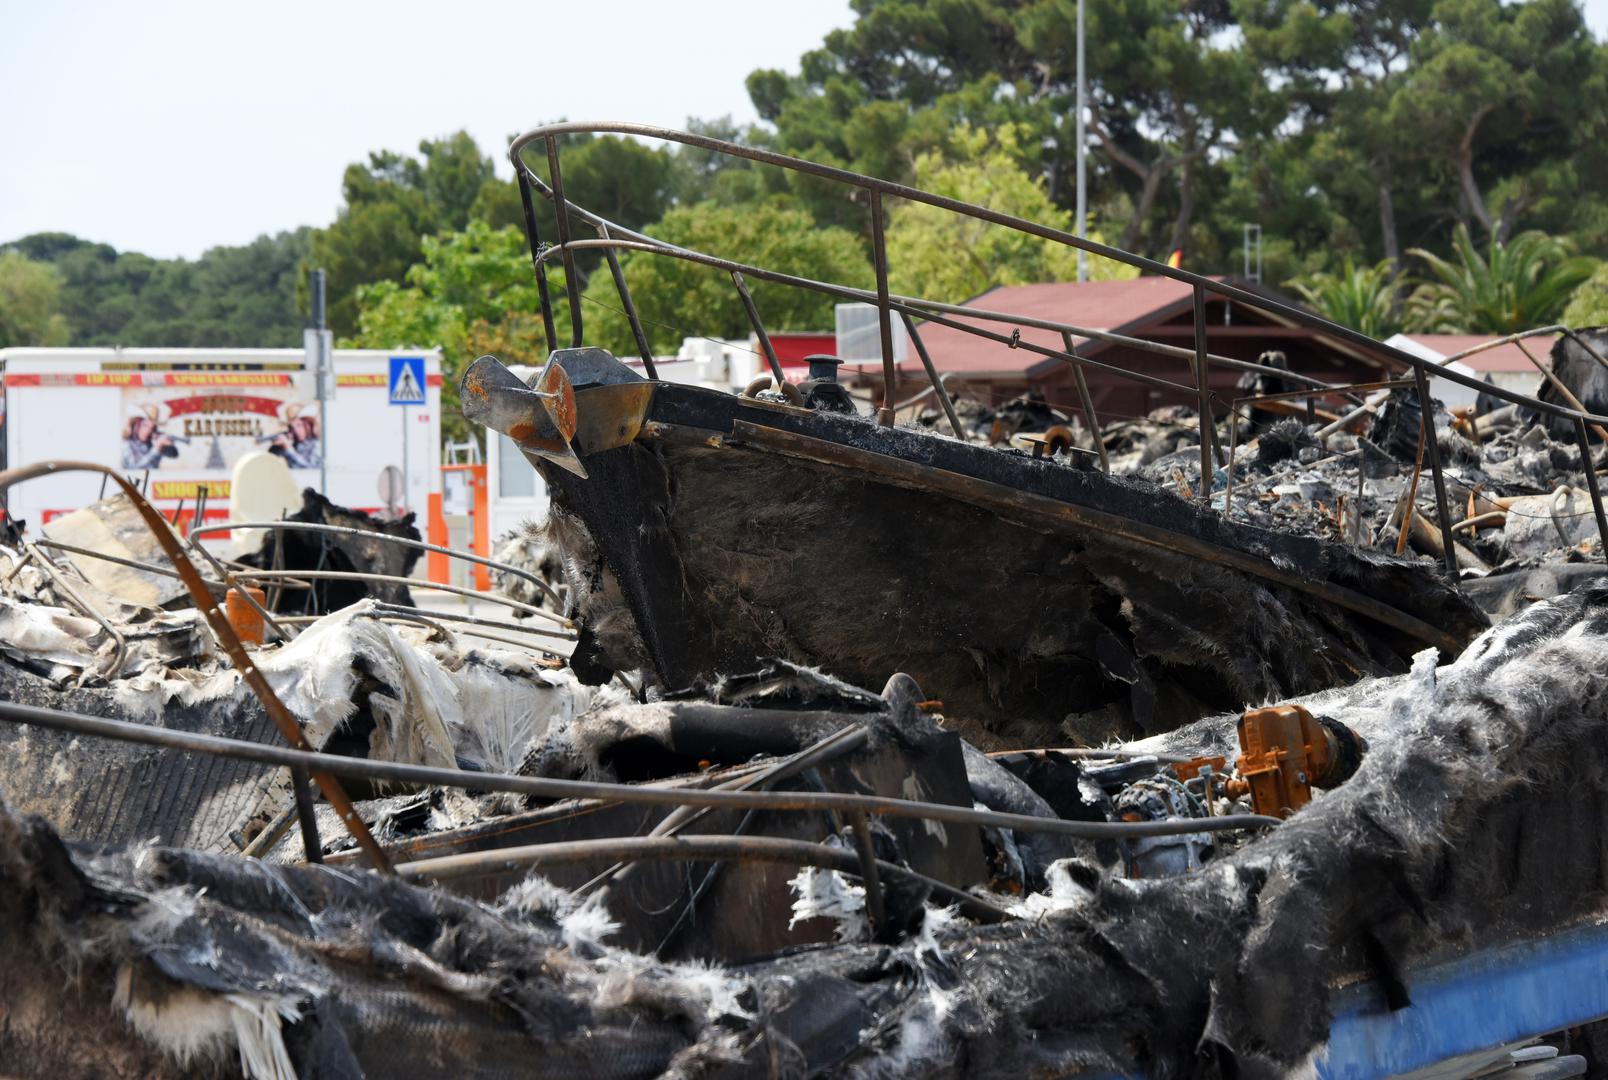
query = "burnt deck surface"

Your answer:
(541, 381), (1487, 746)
